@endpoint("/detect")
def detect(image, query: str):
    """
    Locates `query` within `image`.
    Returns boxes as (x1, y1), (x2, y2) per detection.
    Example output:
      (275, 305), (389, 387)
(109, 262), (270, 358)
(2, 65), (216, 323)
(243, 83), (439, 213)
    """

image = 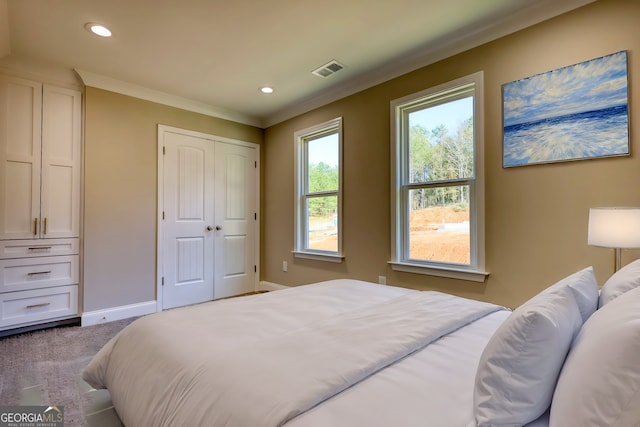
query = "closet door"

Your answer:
(40, 85), (81, 238)
(0, 76), (42, 239)
(213, 141), (257, 299)
(158, 125), (259, 310)
(162, 131), (215, 309)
